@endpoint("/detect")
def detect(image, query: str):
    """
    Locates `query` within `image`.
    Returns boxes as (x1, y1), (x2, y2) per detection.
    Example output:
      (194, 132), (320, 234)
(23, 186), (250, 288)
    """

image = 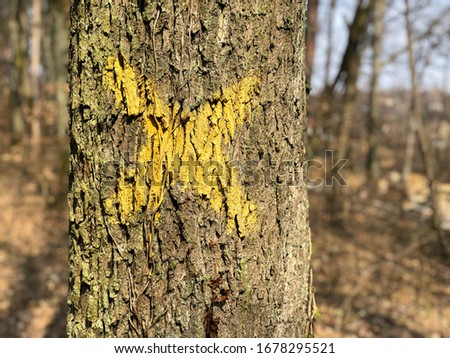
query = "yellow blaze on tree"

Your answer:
(68, 0), (313, 337)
